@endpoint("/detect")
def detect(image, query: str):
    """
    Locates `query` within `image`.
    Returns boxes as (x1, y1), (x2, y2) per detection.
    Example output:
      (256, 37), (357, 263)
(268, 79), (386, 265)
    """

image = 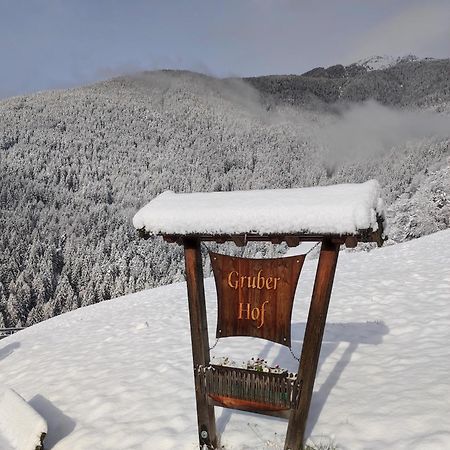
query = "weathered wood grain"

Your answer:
(183, 238), (218, 449)
(284, 239), (340, 450)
